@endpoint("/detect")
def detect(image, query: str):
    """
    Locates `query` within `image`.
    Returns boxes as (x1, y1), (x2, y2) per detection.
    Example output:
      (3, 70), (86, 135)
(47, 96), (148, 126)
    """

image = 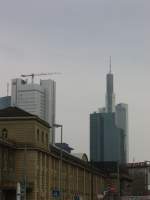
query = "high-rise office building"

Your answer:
(90, 63), (128, 163)
(90, 111), (124, 162)
(11, 78), (56, 143)
(115, 103), (128, 162)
